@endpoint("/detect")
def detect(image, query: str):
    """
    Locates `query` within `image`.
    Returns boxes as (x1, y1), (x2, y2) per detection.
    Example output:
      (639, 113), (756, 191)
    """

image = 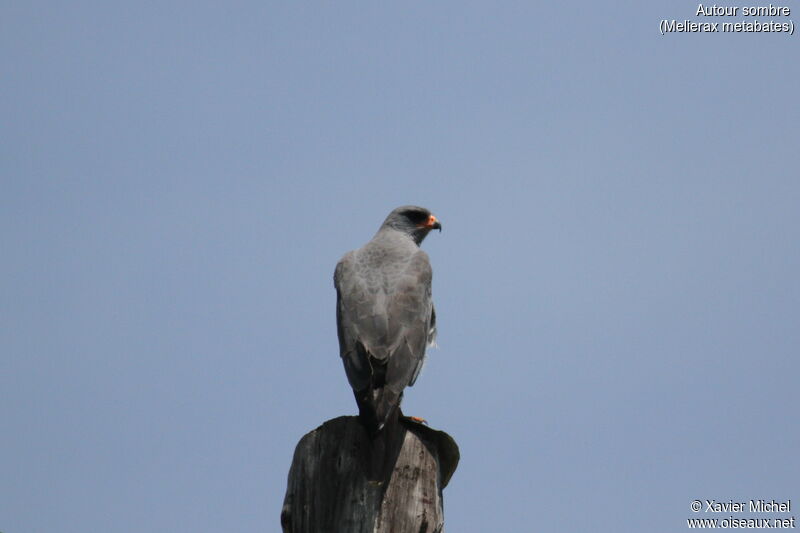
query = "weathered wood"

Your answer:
(281, 416), (459, 533)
